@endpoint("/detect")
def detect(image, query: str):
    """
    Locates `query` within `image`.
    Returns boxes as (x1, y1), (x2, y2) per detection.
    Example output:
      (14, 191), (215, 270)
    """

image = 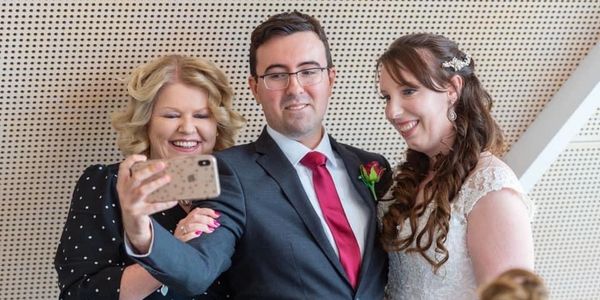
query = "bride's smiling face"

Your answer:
(379, 65), (456, 158)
